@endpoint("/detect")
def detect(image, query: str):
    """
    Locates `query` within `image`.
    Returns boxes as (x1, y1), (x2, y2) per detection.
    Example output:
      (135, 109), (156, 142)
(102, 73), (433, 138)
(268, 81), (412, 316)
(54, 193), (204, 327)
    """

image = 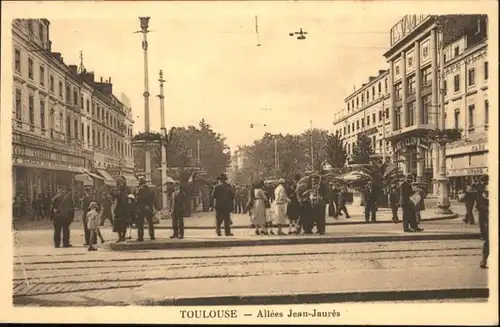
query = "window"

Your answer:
(343, 126), (346, 135)
(484, 62), (488, 80)
(378, 83), (381, 93)
(49, 75), (54, 92)
(29, 95), (35, 130)
(28, 20), (34, 34)
(372, 136), (376, 147)
(372, 113), (376, 123)
(97, 105), (101, 118)
(408, 101), (416, 126)
(28, 58), (34, 80)
(454, 75), (460, 92)
(38, 22), (44, 41)
(39, 66), (45, 86)
(352, 123), (354, 132)
(366, 90), (369, 102)
(454, 109), (460, 129)
(81, 122), (84, 140)
(361, 118), (365, 128)
(468, 104), (475, 129)
(15, 89), (22, 123)
(86, 100), (90, 113)
(372, 86), (375, 99)
(407, 75), (416, 95)
(394, 107), (402, 130)
(14, 49), (21, 72)
(423, 46), (428, 58)
(454, 46), (459, 57)
(367, 115), (370, 126)
(379, 110), (383, 122)
(356, 120), (360, 130)
(408, 57), (413, 67)
(484, 100), (489, 127)
(92, 102), (95, 115)
(423, 95), (431, 124)
(361, 94), (364, 105)
(356, 97), (359, 107)
(422, 67), (432, 87)
(351, 100), (354, 109)
(59, 81), (63, 97)
(347, 102), (350, 111)
(87, 126), (91, 143)
(80, 96), (84, 109)
(443, 80), (447, 96)
(73, 89), (78, 106)
(92, 129), (96, 145)
(347, 125), (350, 133)
(384, 78), (388, 90)
(74, 119), (78, 138)
(385, 108), (389, 119)
(66, 85), (70, 103)
(468, 68), (475, 86)
(97, 130), (100, 147)
(40, 99), (45, 129)
(395, 65), (400, 75)
(395, 83), (402, 100)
